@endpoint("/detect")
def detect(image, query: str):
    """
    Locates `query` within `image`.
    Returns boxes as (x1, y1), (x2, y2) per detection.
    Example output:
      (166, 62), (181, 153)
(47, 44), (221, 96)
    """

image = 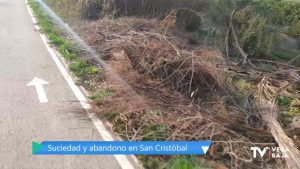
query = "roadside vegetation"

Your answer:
(28, 0), (100, 88)
(30, 0), (300, 168)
